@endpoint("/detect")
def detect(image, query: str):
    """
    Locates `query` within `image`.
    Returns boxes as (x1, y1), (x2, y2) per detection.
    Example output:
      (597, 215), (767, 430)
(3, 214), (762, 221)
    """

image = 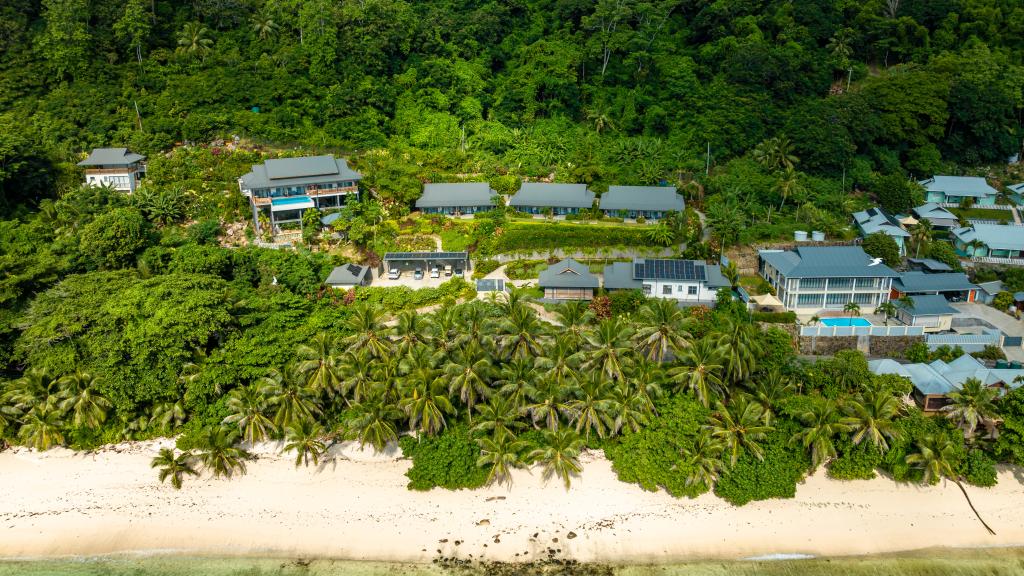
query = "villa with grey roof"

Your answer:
(598, 185), (684, 221)
(853, 207), (909, 254)
(325, 264), (372, 289)
(911, 203), (960, 230)
(238, 155), (361, 235)
(79, 147), (146, 192)
(538, 258), (599, 300)
(952, 223), (1024, 258)
(415, 182), (496, 215)
(758, 246), (898, 312)
(891, 271), (979, 302)
(918, 175), (999, 205)
(604, 258), (729, 305)
(870, 354), (1024, 413)
(894, 294), (958, 332)
(509, 183), (594, 215)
